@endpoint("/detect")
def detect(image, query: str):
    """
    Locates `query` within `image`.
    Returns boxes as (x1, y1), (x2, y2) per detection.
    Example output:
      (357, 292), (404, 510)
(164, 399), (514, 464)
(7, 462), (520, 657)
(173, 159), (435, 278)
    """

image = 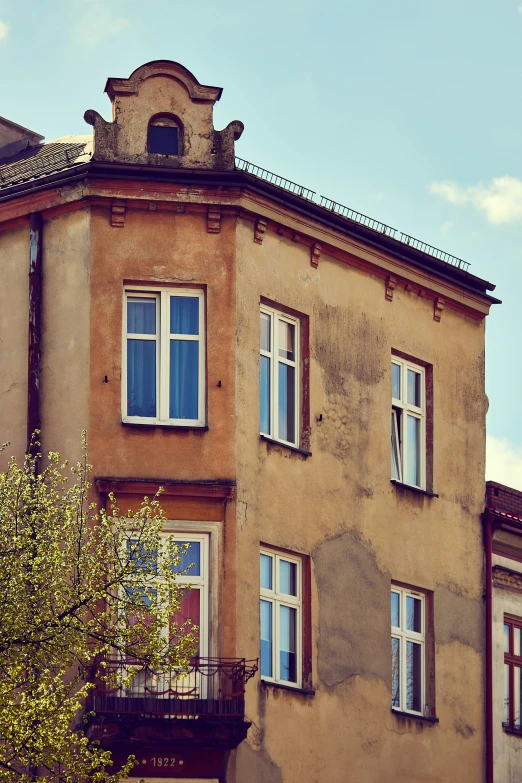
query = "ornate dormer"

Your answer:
(84, 60), (243, 171)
